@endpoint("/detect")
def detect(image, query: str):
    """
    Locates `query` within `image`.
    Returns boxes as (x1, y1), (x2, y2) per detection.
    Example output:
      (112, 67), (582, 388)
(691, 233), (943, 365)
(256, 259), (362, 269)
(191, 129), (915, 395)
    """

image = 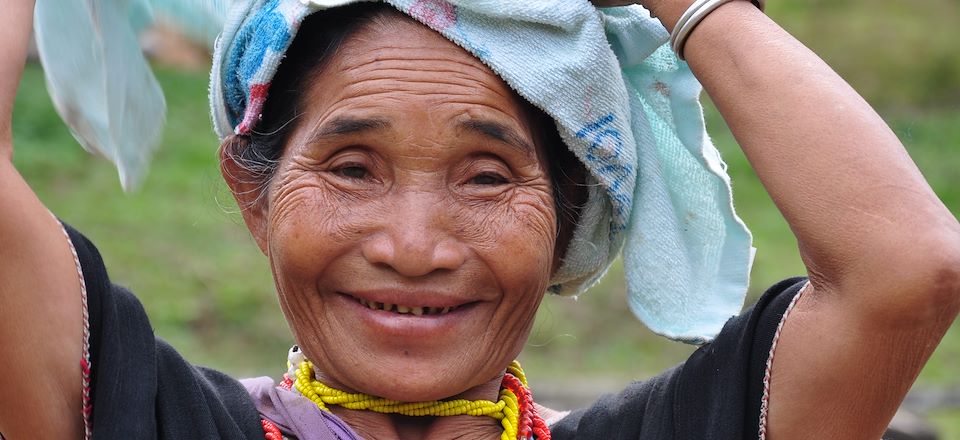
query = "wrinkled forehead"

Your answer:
(308, 13), (531, 114)
(331, 13), (508, 85)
